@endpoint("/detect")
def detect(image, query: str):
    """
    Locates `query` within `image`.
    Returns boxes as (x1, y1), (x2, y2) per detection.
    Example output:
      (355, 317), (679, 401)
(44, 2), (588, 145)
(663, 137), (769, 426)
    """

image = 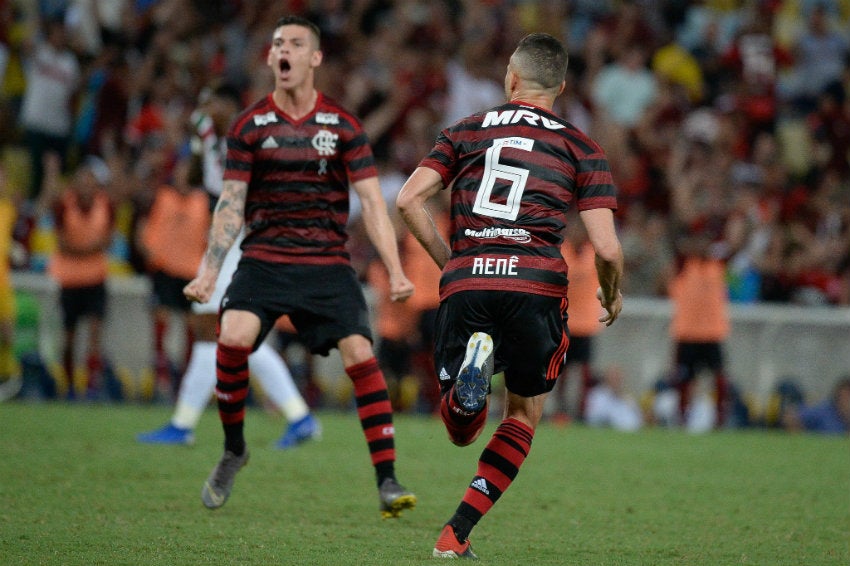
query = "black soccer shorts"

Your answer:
(220, 258), (373, 355)
(433, 290), (570, 398)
